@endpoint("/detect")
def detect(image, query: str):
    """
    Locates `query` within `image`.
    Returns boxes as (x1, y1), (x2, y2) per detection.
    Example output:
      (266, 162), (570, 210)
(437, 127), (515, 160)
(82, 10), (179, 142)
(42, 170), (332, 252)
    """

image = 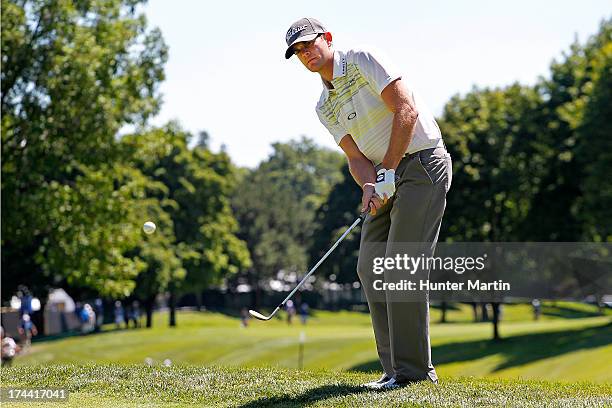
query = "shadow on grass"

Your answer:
(31, 325), (148, 344)
(541, 304), (608, 319)
(236, 384), (365, 408)
(350, 321), (612, 373)
(430, 303), (462, 312)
